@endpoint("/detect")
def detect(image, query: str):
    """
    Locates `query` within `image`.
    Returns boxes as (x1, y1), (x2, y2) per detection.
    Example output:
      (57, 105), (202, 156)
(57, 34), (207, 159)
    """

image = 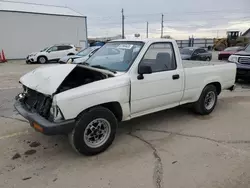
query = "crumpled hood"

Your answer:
(20, 64), (77, 95)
